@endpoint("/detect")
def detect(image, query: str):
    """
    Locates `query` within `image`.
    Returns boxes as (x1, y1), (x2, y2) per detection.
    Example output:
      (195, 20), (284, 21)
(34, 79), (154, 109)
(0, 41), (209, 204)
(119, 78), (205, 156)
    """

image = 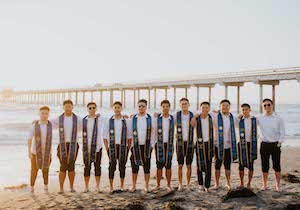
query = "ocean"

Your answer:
(0, 103), (299, 189)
